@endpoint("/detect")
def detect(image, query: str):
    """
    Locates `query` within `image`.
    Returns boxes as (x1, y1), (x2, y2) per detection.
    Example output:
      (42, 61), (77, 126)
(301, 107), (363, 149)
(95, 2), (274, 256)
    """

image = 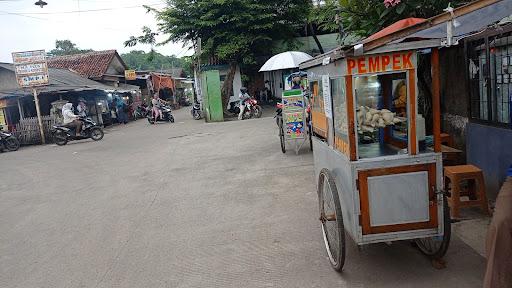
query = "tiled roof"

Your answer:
(47, 50), (118, 79)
